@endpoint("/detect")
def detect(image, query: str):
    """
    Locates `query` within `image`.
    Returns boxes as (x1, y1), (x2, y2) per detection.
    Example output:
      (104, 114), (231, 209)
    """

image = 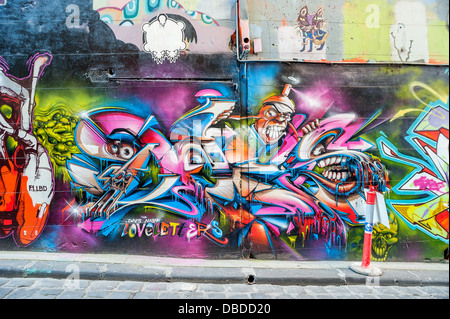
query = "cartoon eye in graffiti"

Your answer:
(264, 108), (278, 119)
(307, 131), (339, 159)
(120, 145), (135, 159)
(108, 141), (120, 155)
(107, 140), (136, 160)
(298, 6), (308, 21)
(312, 143), (326, 157)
